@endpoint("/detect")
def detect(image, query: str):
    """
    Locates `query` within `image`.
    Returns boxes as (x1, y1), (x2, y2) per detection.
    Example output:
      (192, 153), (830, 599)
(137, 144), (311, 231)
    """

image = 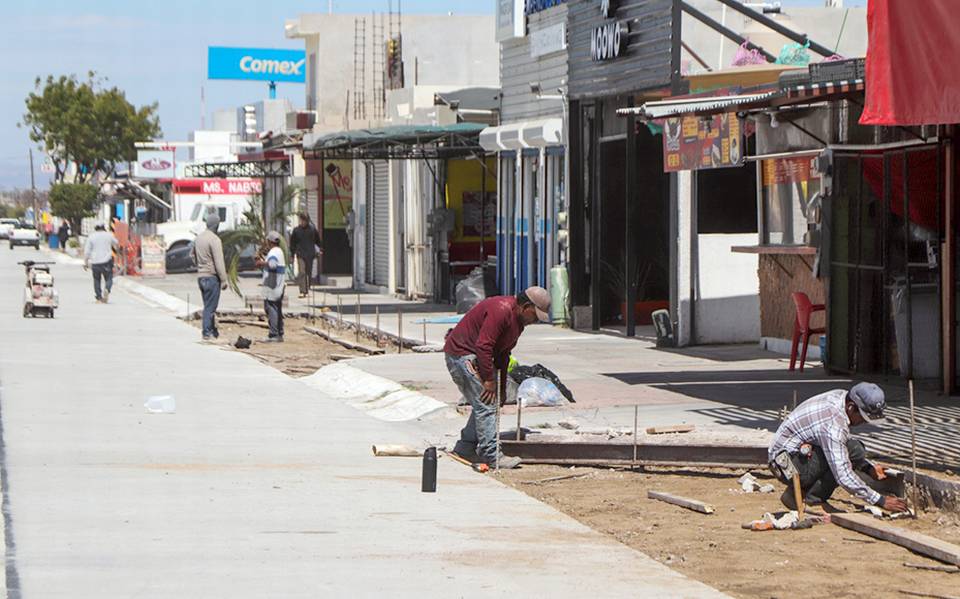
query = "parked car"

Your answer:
(9, 223), (40, 250)
(0, 218), (21, 240)
(165, 240), (257, 274)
